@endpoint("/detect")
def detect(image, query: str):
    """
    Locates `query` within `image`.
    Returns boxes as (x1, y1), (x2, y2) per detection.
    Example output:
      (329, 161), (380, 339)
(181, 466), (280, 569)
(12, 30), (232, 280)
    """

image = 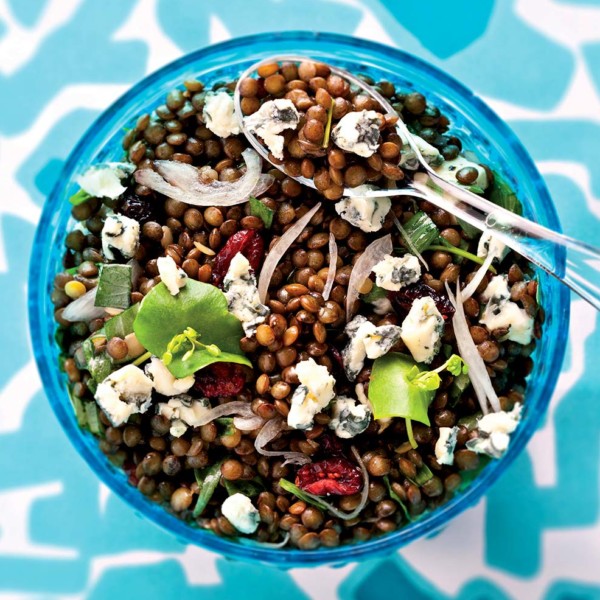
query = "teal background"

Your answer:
(1, 0), (599, 598)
